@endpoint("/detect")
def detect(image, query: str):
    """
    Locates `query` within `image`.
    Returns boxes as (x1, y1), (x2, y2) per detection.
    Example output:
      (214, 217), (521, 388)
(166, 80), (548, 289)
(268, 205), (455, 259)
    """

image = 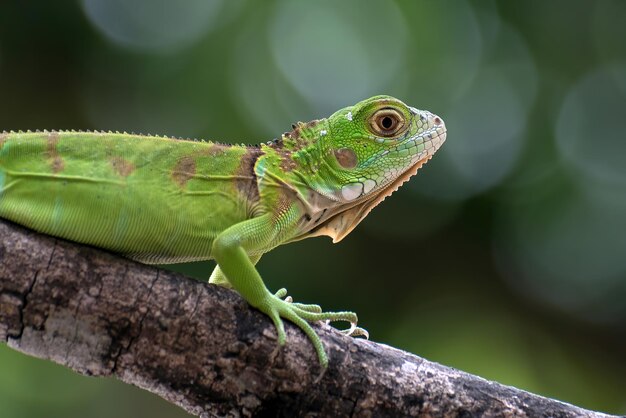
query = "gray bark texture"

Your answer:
(0, 219), (620, 418)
